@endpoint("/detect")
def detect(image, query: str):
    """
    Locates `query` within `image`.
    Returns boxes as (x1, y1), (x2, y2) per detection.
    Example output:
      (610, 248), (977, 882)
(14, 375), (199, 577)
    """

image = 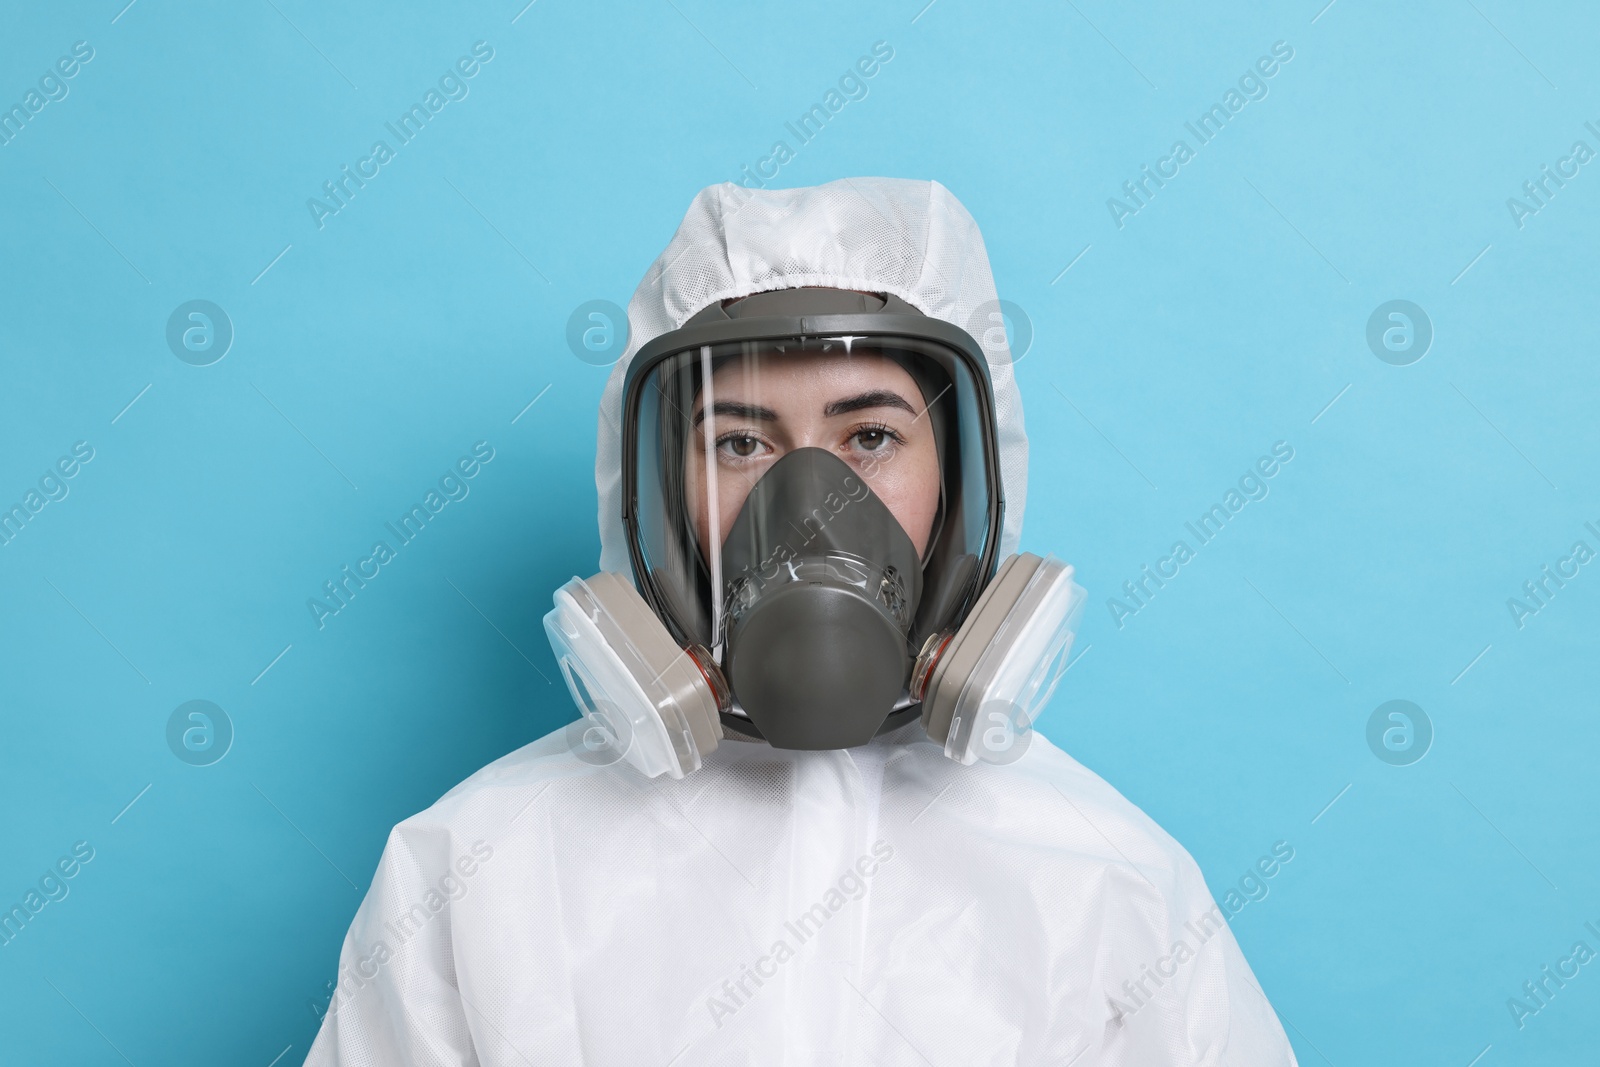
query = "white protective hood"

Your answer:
(597, 177), (1029, 575)
(303, 178), (1298, 1067)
